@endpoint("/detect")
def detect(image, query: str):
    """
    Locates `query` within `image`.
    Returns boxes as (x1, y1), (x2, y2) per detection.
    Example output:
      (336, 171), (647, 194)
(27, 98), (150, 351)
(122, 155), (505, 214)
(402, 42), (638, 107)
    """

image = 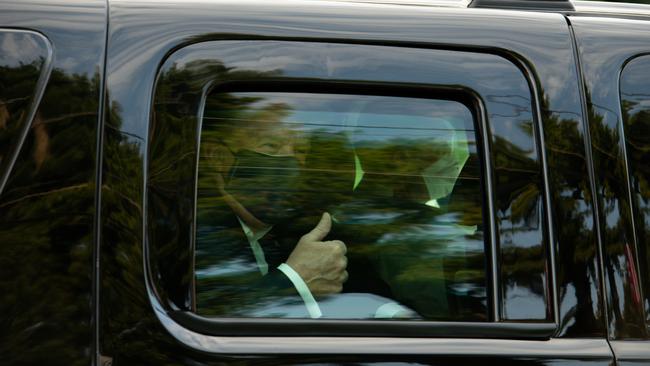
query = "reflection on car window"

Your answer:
(620, 56), (650, 326)
(195, 91), (487, 321)
(0, 31), (49, 178)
